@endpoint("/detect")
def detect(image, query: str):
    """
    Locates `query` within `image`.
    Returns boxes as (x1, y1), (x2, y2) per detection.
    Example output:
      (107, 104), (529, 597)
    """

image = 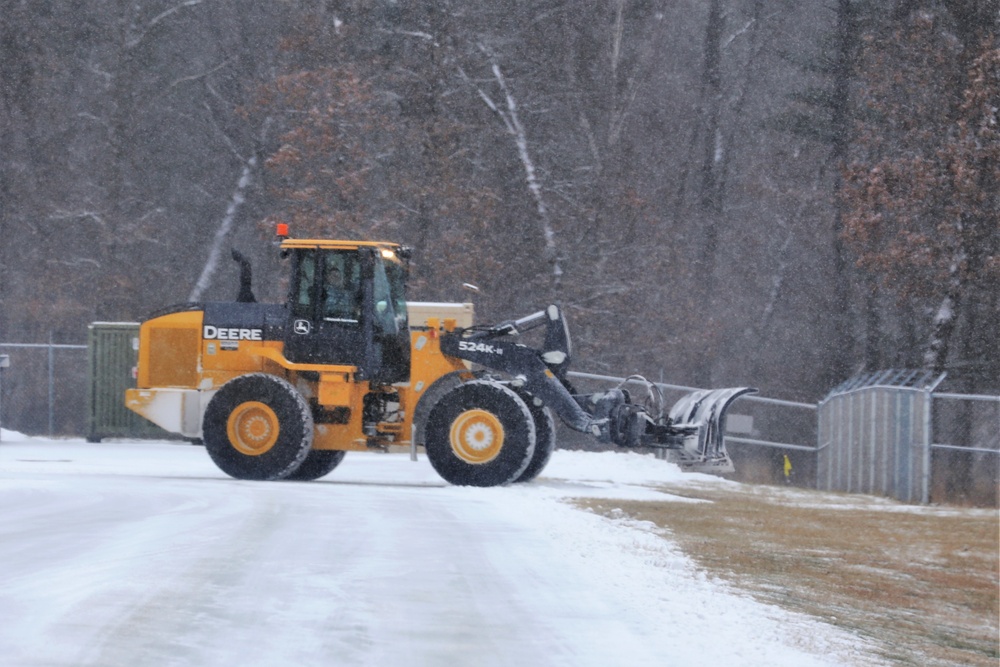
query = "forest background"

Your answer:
(0, 0), (997, 436)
